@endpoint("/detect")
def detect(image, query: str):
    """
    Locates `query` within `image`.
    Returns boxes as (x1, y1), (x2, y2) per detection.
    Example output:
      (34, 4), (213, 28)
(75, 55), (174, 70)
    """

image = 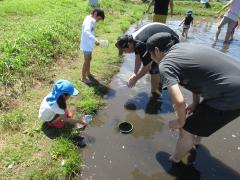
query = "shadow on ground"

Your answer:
(41, 122), (88, 148)
(88, 75), (116, 97)
(156, 145), (240, 180)
(41, 122), (73, 139)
